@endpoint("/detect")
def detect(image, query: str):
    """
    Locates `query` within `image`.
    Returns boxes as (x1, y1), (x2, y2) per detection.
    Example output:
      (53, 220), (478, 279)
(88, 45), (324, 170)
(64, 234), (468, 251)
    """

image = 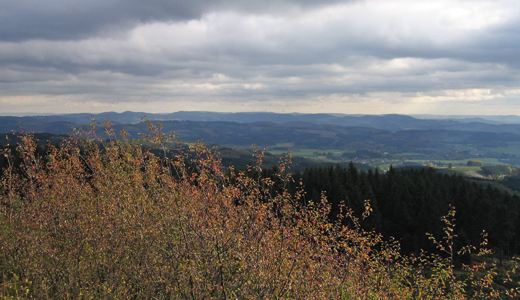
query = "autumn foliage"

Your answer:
(0, 121), (517, 299)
